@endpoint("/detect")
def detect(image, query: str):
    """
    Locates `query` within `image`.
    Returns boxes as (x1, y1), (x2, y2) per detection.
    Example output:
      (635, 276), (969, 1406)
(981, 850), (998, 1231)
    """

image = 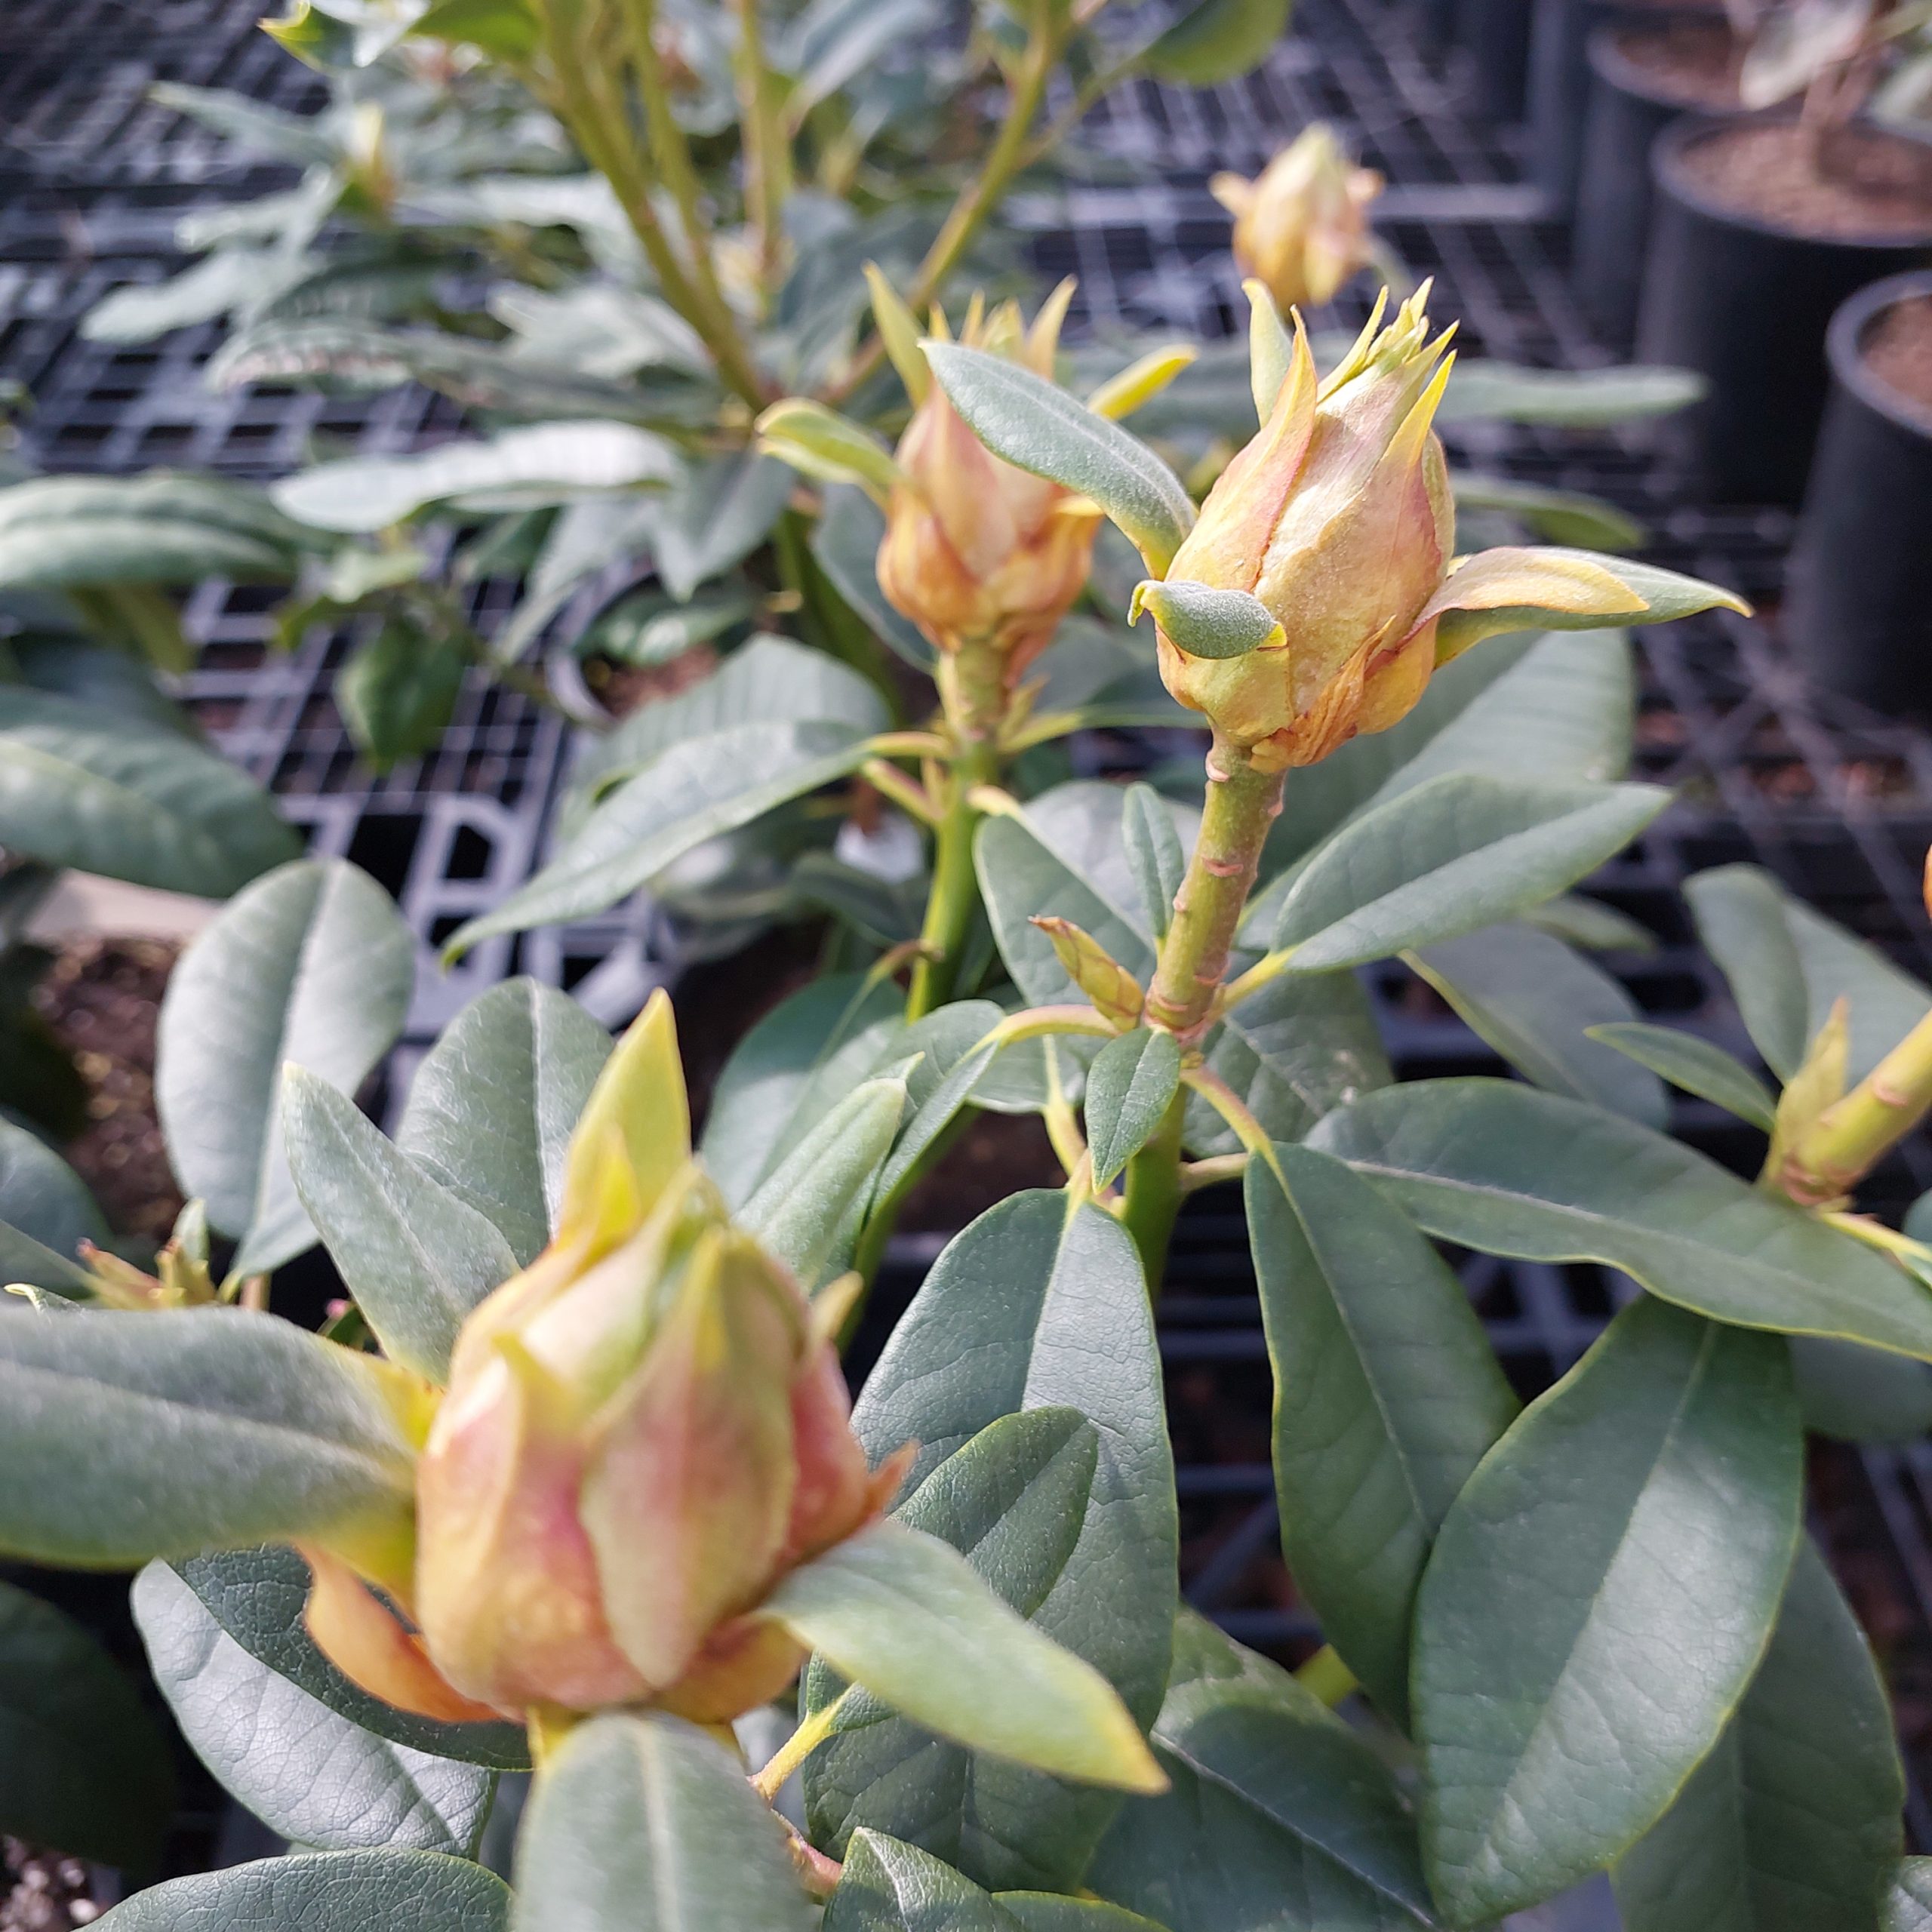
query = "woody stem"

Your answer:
(1143, 735), (1285, 1044)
